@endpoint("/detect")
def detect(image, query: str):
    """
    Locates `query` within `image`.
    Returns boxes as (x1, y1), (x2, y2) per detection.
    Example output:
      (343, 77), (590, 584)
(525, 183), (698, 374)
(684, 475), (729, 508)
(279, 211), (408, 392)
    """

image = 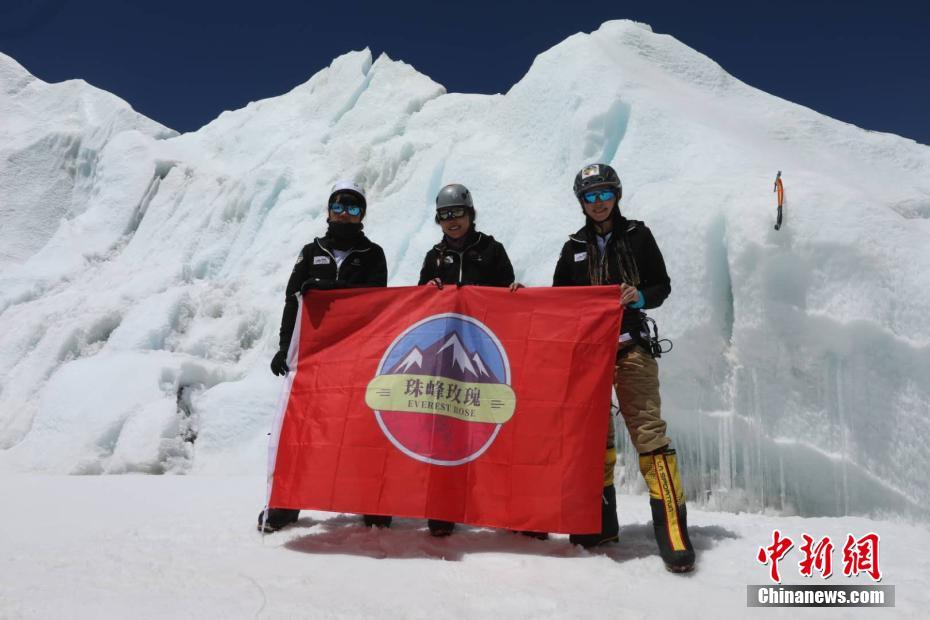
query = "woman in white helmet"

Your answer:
(261, 180), (390, 533)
